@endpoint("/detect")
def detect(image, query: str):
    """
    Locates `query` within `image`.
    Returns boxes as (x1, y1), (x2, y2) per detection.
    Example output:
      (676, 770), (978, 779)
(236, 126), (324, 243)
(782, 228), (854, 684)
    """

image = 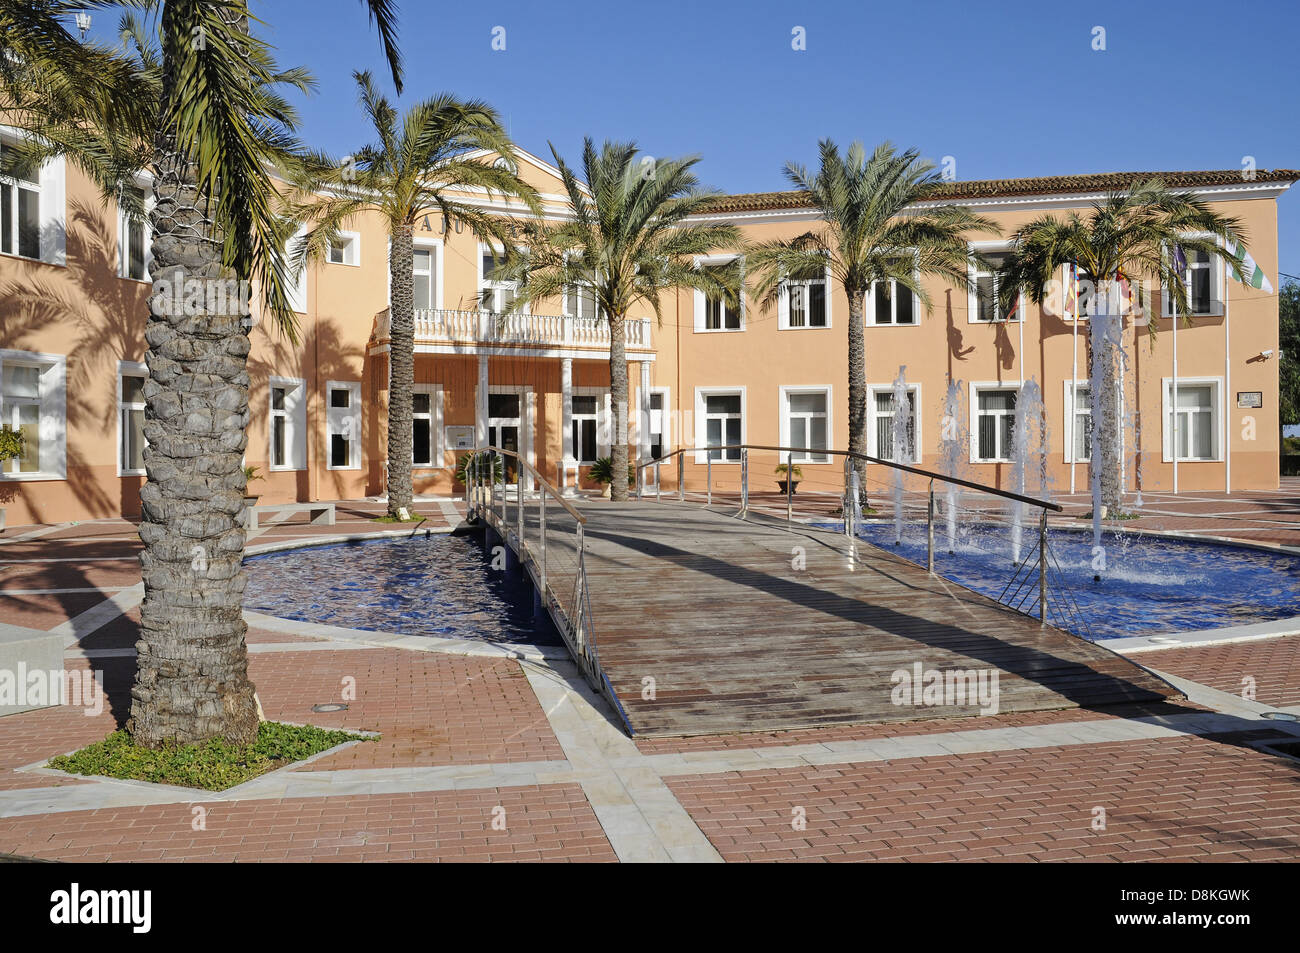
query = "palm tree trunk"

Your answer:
(846, 287), (869, 503)
(387, 222), (415, 518)
(608, 311), (630, 502)
(129, 30), (257, 748)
